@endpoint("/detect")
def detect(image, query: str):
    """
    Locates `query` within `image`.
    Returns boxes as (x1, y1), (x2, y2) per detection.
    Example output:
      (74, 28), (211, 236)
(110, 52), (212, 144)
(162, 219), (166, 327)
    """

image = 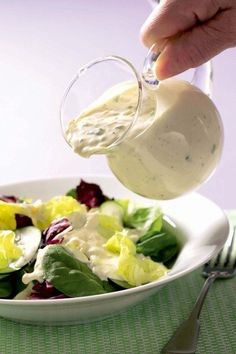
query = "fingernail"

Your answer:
(155, 55), (173, 80)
